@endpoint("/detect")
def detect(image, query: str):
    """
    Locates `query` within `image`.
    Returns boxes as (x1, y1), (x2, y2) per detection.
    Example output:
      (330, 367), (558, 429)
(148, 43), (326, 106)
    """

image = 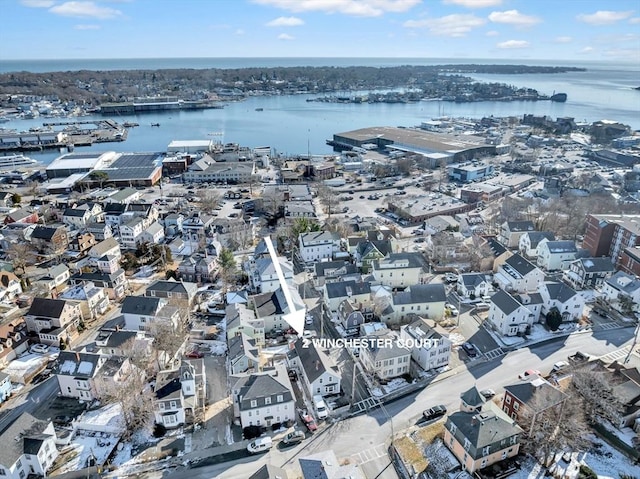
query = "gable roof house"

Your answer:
(246, 255), (294, 294)
(287, 339), (342, 399)
(371, 252), (427, 289)
(488, 290), (539, 337)
(537, 281), (585, 322)
(29, 225), (68, 255)
(88, 237), (121, 263)
(601, 271), (640, 315)
(400, 318), (451, 372)
(62, 207), (92, 229)
(0, 413), (58, 479)
(494, 253), (545, 293)
(34, 263), (70, 297)
(0, 271), (22, 303)
(313, 260), (359, 288)
(3, 206), (38, 225)
(121, 296), (180, 332)
(228, 333), (261, 376)
(444, 395), (523, 473)
(154, 359), (206, 428)
(177, 254), (217, 284)
(336, 299), (368, 332)
(226, 302), (265, 348)
(70, 268), (128, 300)
(144, 279), (198, 306)
(85, 221), (113, 241)
(0, 319), (29, 369)
(502, 375), (568, 426)
(68, 231), (97, 254)
(499, 220), (536, 248)
(298, 231), (341, 263)
(53, 350), (123, 401)
(536, 240), (578, 271)
(354, 239), (392, 273)
(252, 285), (306, 333)
(457, 273), (493, 299)
(323, 280), (372, 313)
(562, 257), (616, 290)
(60, 281), (109, 322)
(230, 366), (295, 429)
(24, 297), (82, 347)
(388, 283), (447, 326)
(518, 231), (555, 259)
(359, 333), (411, 381)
